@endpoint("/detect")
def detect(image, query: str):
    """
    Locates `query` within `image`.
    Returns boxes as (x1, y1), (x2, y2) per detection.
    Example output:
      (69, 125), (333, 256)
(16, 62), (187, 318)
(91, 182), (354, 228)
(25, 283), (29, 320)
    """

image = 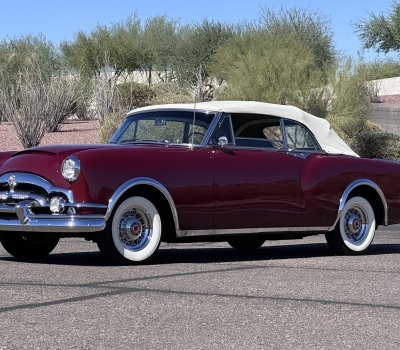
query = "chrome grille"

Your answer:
(0, 173), (58, 210)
